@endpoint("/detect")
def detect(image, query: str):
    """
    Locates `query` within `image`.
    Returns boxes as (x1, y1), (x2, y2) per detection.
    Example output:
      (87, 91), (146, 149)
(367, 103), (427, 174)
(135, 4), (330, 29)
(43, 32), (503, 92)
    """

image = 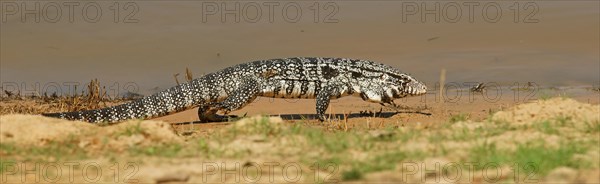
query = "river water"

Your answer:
(1, 1), (598, 96)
